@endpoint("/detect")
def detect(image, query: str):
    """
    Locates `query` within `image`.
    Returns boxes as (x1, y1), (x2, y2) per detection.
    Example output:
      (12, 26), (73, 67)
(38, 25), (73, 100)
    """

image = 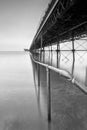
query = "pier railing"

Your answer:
(30, 51), (87, 121)
(30, 52), (73, 122)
